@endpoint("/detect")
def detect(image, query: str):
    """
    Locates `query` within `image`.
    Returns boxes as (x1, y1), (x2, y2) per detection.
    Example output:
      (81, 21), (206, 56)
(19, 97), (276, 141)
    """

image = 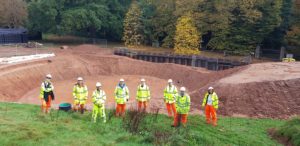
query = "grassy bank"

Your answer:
(272, 118), (300, 146)
(0, 102), (284, 146)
